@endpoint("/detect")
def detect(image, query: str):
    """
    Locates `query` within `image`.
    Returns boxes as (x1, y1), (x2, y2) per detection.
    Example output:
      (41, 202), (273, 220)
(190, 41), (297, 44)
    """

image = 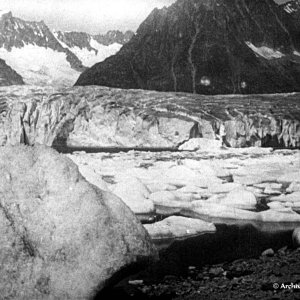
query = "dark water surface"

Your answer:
(53, 145), (179, 154)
